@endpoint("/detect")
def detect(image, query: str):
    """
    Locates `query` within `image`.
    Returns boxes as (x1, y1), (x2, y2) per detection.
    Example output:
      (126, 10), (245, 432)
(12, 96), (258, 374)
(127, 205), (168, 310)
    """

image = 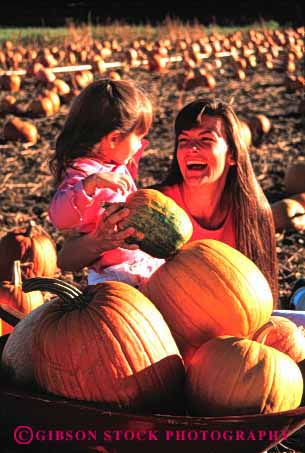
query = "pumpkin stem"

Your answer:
(12, 260), (22, 288)
(100, 201), (113, 209)
(252, 320), (275, 344)
(22, 277), (86, 307)
(0, 303), (24, 326)
(25, 220), (35, 236)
